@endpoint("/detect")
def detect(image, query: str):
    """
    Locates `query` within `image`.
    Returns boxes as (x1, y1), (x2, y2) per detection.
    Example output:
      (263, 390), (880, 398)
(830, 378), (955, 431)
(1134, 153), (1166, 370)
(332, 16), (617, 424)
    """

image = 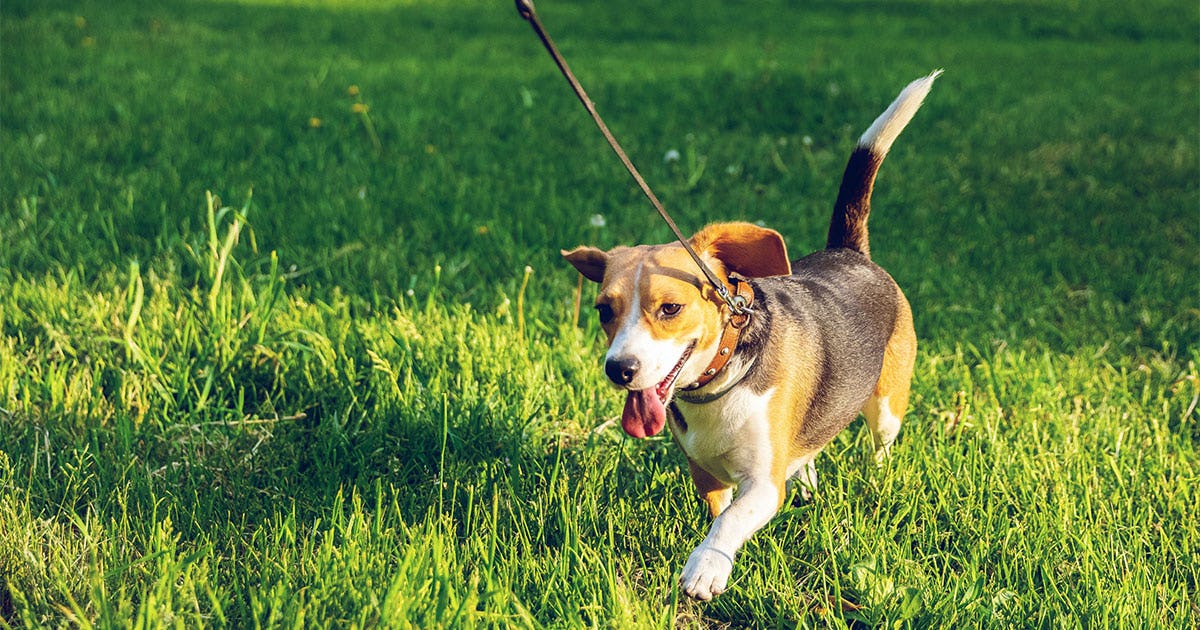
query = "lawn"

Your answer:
(1, 0), (1197, 626)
